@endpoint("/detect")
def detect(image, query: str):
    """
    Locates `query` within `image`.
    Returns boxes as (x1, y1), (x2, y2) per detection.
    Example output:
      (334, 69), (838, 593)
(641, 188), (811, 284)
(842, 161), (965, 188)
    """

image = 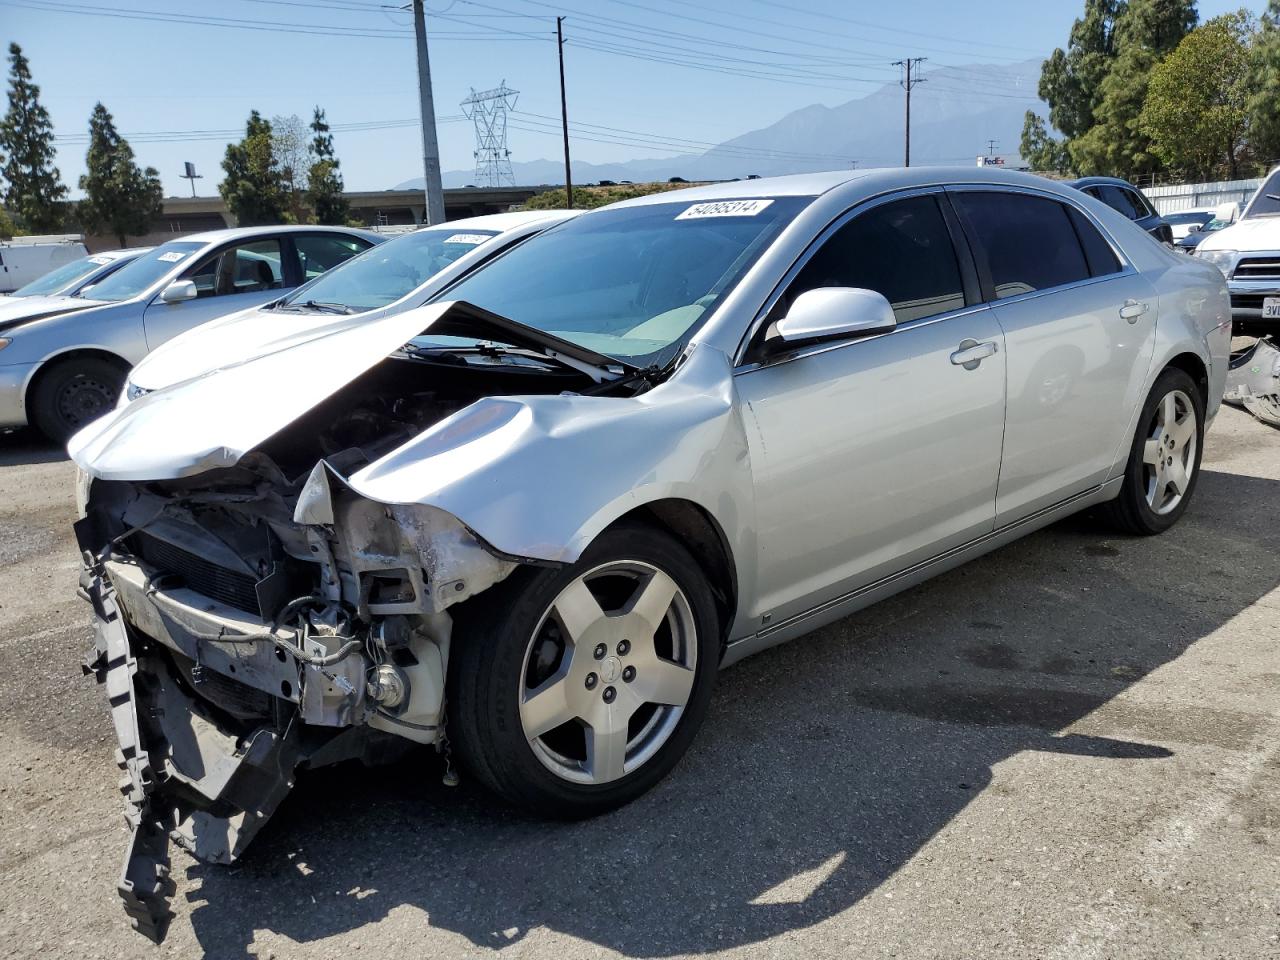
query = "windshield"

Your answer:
(1246, 170), (1280, 217)
(433, 197), (811, 366)
(277, 227), (500, 312)
(81, 241), (204, 302)
(13, 254), (119, 297)
(1165, 211), (1213, 226)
